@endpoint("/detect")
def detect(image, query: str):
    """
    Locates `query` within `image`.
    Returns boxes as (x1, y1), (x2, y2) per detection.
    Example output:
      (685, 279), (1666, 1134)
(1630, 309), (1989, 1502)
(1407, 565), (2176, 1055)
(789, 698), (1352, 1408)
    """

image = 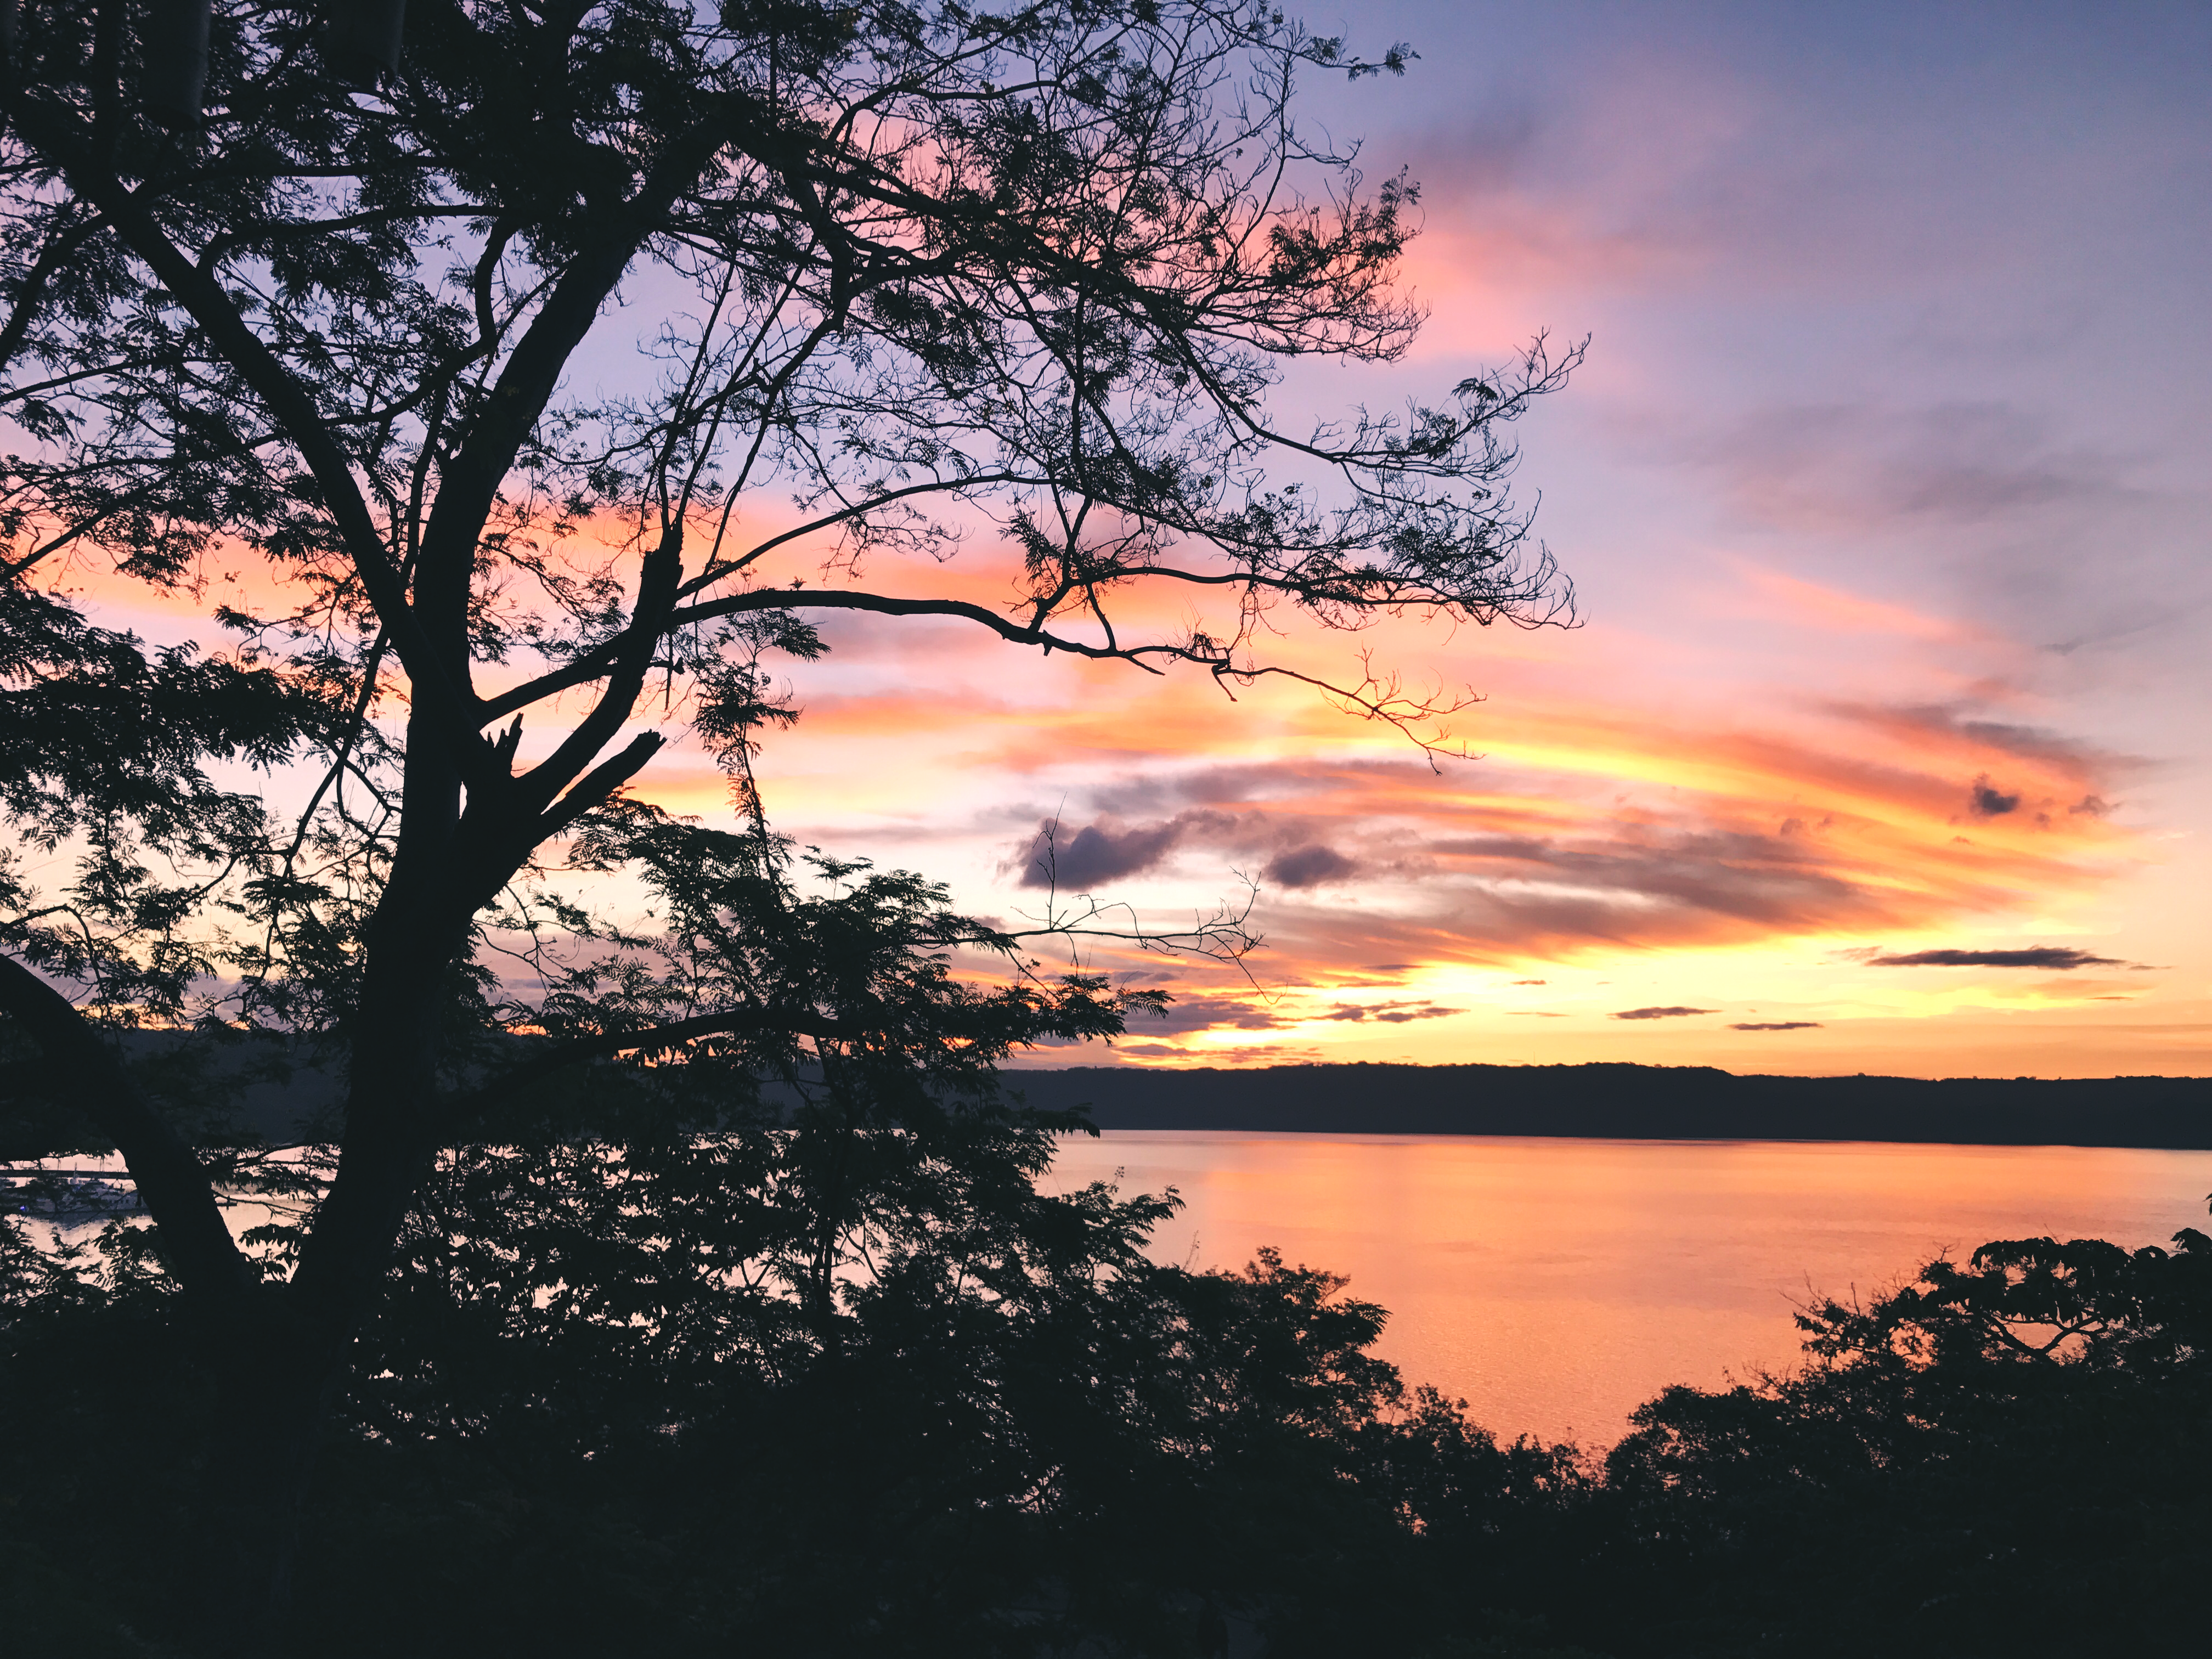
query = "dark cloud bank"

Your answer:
(1012, 812), (1358, 893)
(1867, 946), (2136, 970)
(1321, 1000), (1463, 1025)
(1018, 819), (1192, 889)
(1003, 747), (2136, 979)
(1967, 774), (2021, 817)
(1264, 844), (1358, 889)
